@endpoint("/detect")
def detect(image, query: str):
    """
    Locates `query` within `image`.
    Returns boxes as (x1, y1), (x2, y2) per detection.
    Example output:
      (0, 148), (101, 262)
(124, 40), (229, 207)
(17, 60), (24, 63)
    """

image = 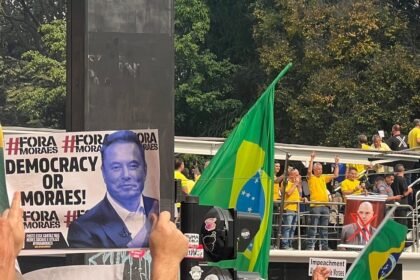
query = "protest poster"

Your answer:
(339, 195), (387, 248)
(308, 257), (346, 278)
(3, 129), (160, 251)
